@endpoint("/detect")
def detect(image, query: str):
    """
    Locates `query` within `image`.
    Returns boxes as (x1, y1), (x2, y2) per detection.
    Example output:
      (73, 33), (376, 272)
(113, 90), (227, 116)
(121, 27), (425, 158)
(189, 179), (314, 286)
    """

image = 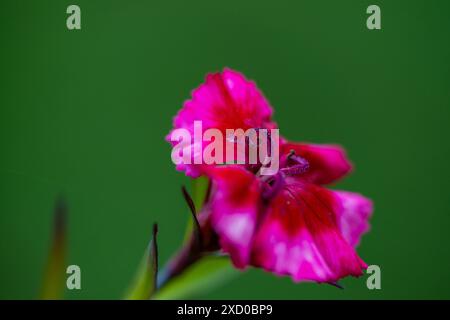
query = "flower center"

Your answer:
(261, 150), (309, 201)
(280, 149), (310, 176)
